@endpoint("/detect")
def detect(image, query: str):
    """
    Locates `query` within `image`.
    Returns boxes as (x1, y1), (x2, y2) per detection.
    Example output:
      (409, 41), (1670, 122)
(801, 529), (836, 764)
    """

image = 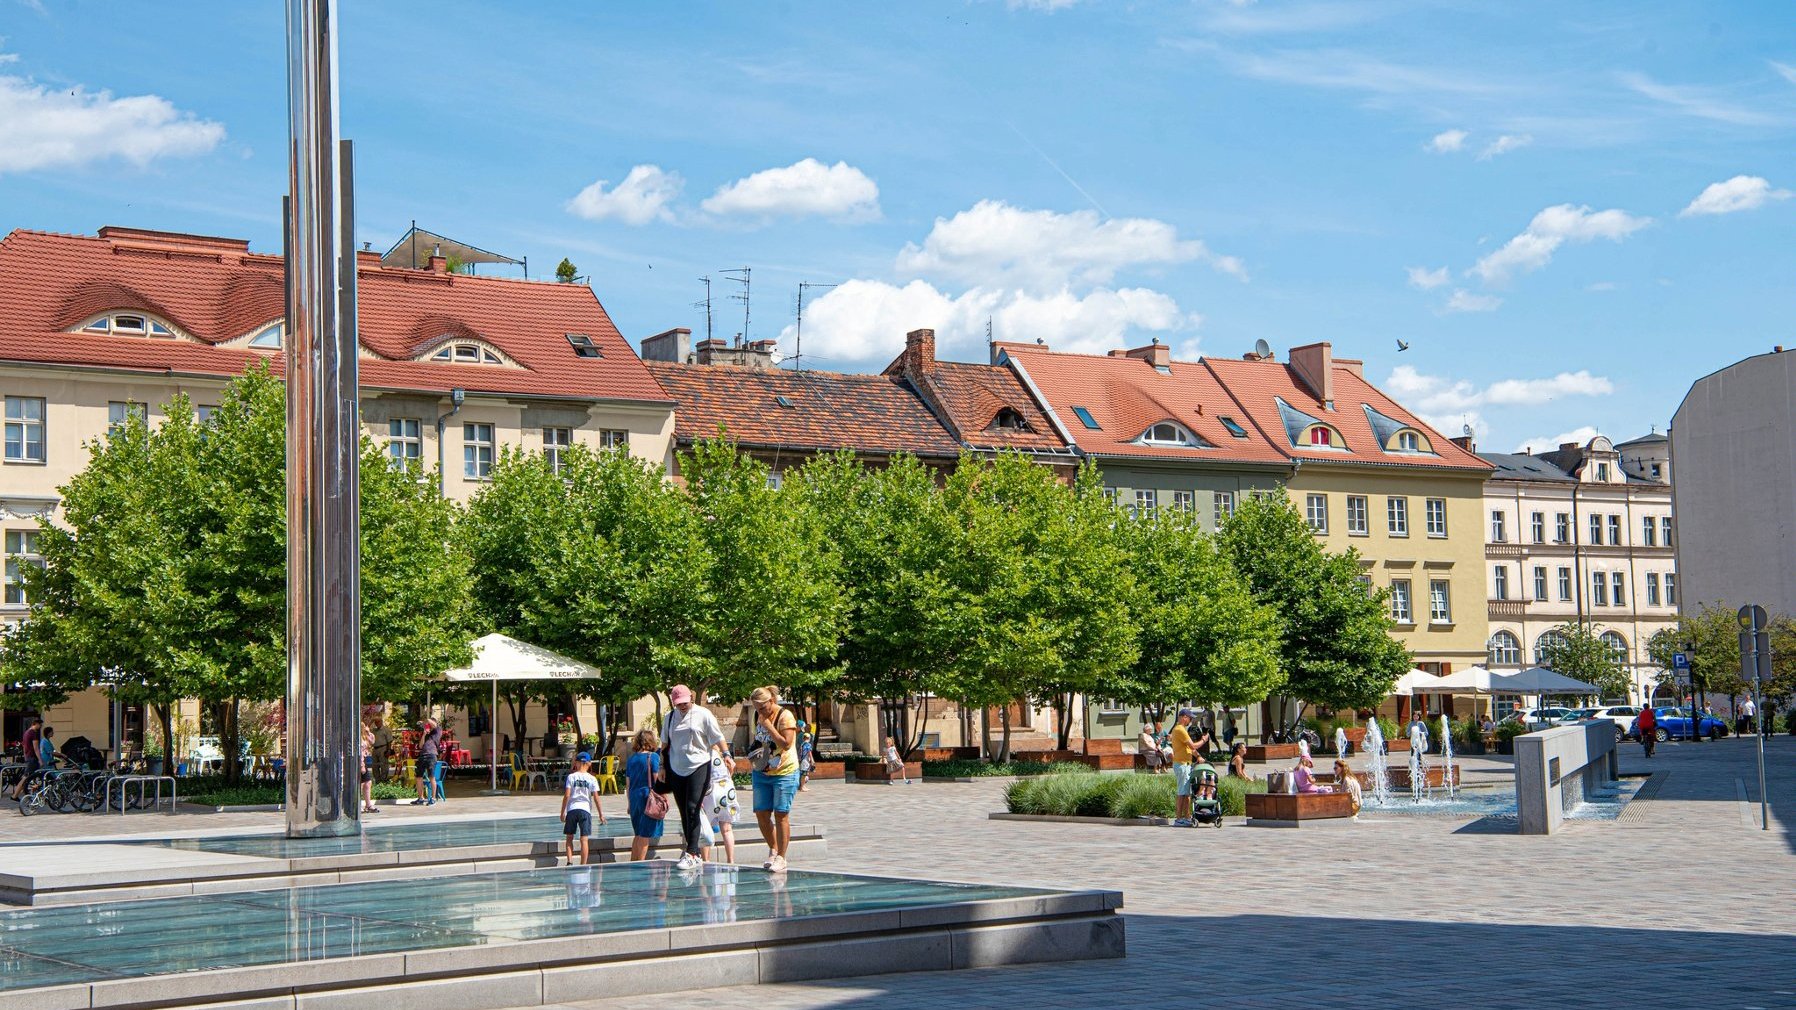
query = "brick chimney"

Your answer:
(1123, 340), (1170, 372)
(1451, 434), (1475, 452)
(901, 328), (937, 376)
(1288, 342), (1335, 410)
(427, 253), (449, 275)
